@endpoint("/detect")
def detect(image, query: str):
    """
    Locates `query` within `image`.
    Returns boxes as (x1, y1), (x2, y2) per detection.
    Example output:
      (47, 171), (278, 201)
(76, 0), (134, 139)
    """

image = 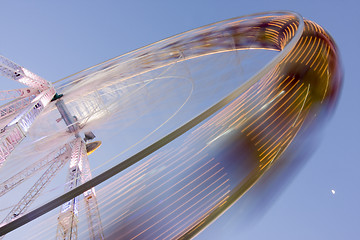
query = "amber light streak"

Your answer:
(110, 159), (219, 227)
(156, 188), (230, 240)
(121, 169), (228, 238)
